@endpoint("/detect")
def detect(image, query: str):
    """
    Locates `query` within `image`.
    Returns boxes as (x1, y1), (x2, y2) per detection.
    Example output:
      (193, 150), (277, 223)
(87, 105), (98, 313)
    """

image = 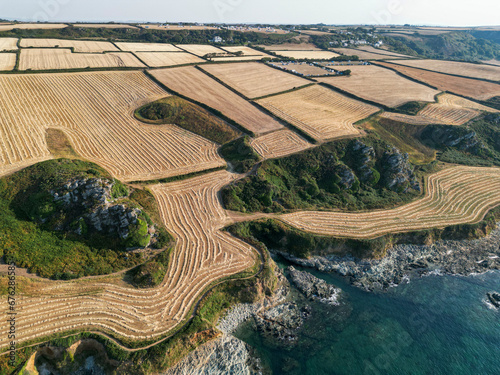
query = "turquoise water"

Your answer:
(235, 264), (500, 375)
